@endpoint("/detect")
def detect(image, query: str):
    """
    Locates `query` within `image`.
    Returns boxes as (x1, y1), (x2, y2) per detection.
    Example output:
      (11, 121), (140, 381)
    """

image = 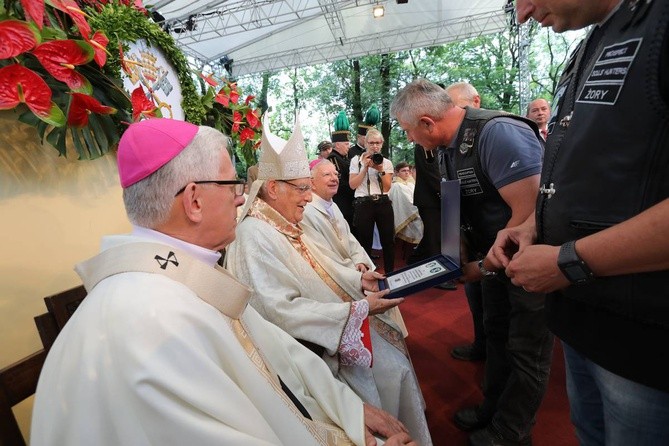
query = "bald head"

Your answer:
(526, 98), (551, 129)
